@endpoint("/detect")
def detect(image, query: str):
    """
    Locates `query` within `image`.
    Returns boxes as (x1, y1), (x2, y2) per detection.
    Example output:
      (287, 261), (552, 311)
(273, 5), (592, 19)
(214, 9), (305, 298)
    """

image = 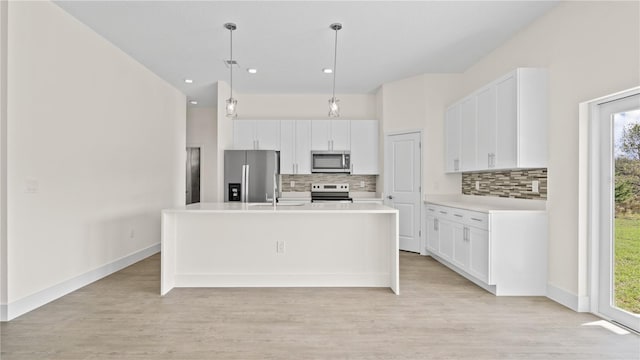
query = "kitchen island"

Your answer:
(161, 202), (399, 295)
